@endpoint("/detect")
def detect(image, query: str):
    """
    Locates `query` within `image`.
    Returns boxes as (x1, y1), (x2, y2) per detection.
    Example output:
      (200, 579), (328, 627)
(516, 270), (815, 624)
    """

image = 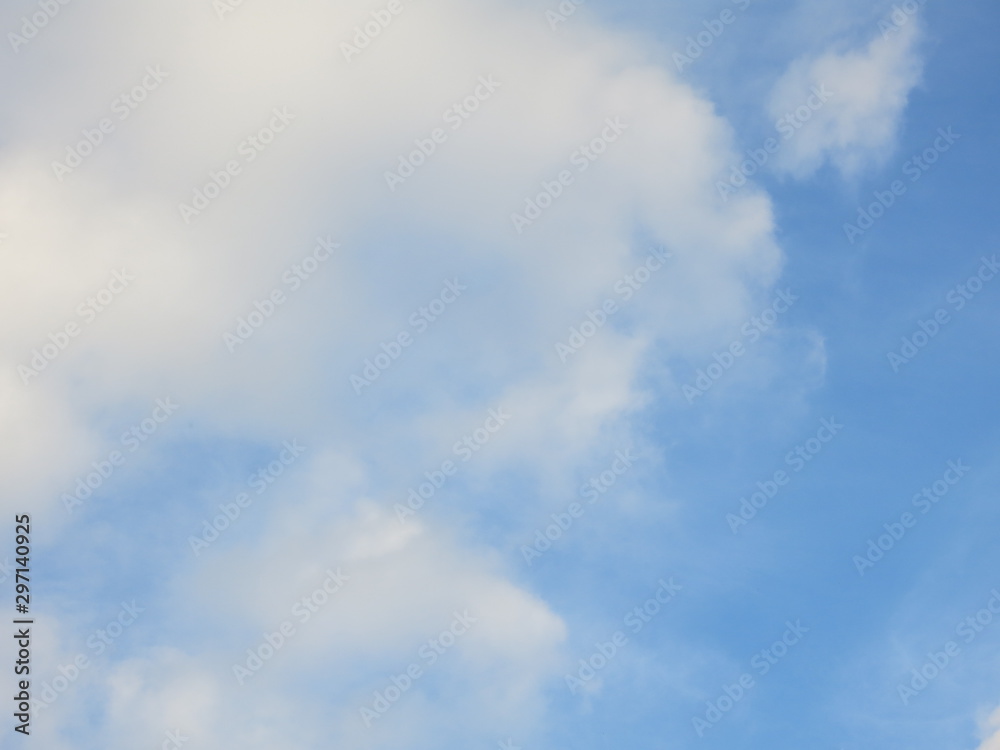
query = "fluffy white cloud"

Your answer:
(0, 0), (815, 744)
(0, 0), (790, 530)
(767, 16), (923, 178)
(1, 0), (784, 487)
(980, 708), (1000, 750)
